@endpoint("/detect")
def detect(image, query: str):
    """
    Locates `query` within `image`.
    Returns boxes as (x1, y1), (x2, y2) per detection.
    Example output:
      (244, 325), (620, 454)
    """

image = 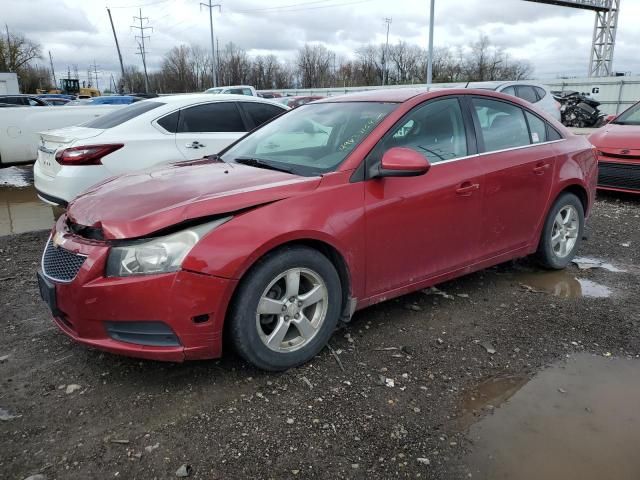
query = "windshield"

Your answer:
(222, 102), (397, 176)
(613, 102), (640, 125)
(206, 88), (223, 94)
